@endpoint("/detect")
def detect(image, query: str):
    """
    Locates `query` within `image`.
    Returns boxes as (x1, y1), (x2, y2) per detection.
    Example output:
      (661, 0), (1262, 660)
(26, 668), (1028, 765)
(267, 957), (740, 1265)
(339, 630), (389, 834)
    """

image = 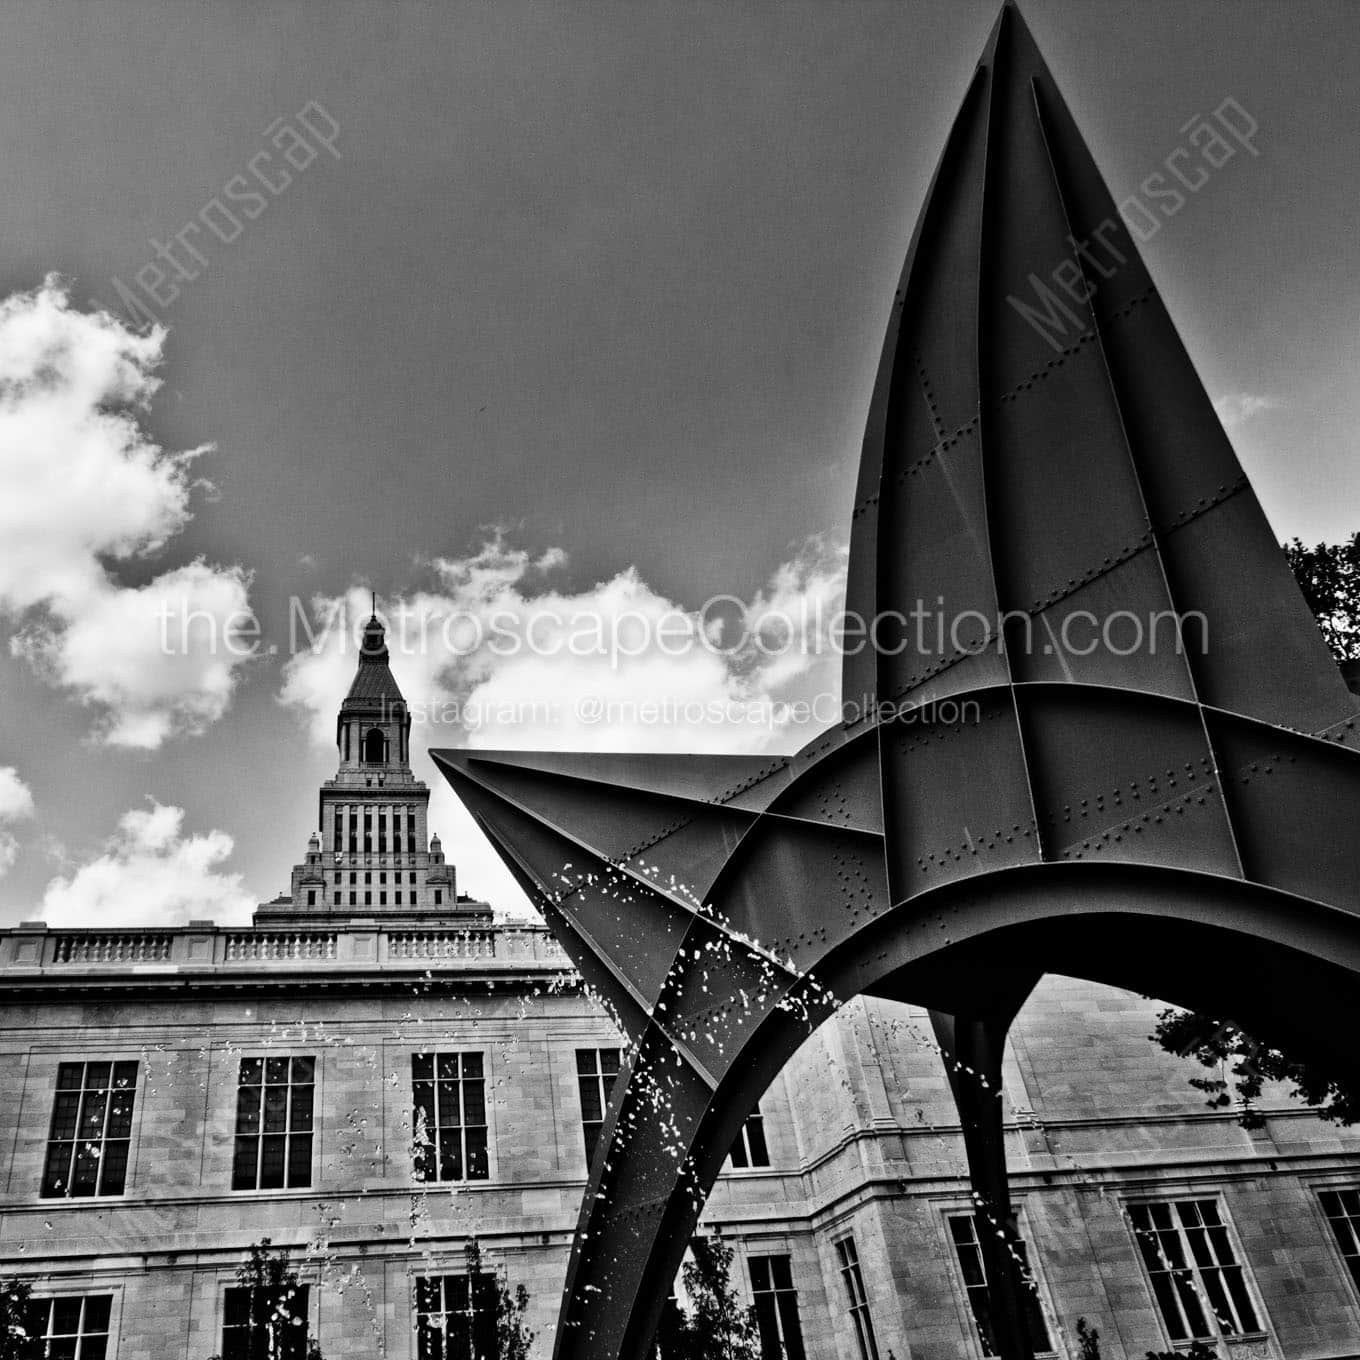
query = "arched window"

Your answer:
(364, 728), (386, 764)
